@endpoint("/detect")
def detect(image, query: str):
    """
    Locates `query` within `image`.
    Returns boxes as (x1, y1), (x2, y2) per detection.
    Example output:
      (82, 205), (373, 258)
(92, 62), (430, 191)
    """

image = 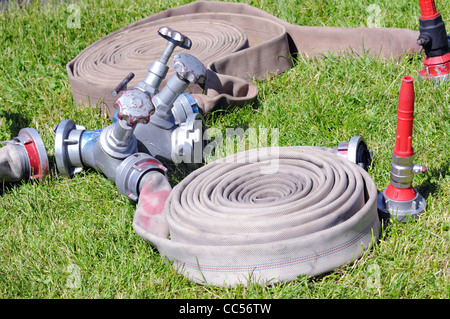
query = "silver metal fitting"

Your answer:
(158, 26), (192, 64)
(132, 53), (207, 165)
(172, 53), (207, 85)
(138, 60), (169, 95)
(54, 120), (136, 181)
(133, 92), (205, 164)
(389, 153), (428, 189)
(390, 154), (413, 188)
(377, 152), (428, 222)
(335, 136), (373, 171)
(172, 93), (200, 125)
(54, 118), (139, 181)
(377, 188), (427, 223)
(115, 152), (167, 201)
(90, 87), (156, 168)
(2, 127), (49, 180)
(150, 53), (207, 129)
(136, 26), (192, 95)
(54, 119), (88, 176)
(98, 121), (137, 160)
